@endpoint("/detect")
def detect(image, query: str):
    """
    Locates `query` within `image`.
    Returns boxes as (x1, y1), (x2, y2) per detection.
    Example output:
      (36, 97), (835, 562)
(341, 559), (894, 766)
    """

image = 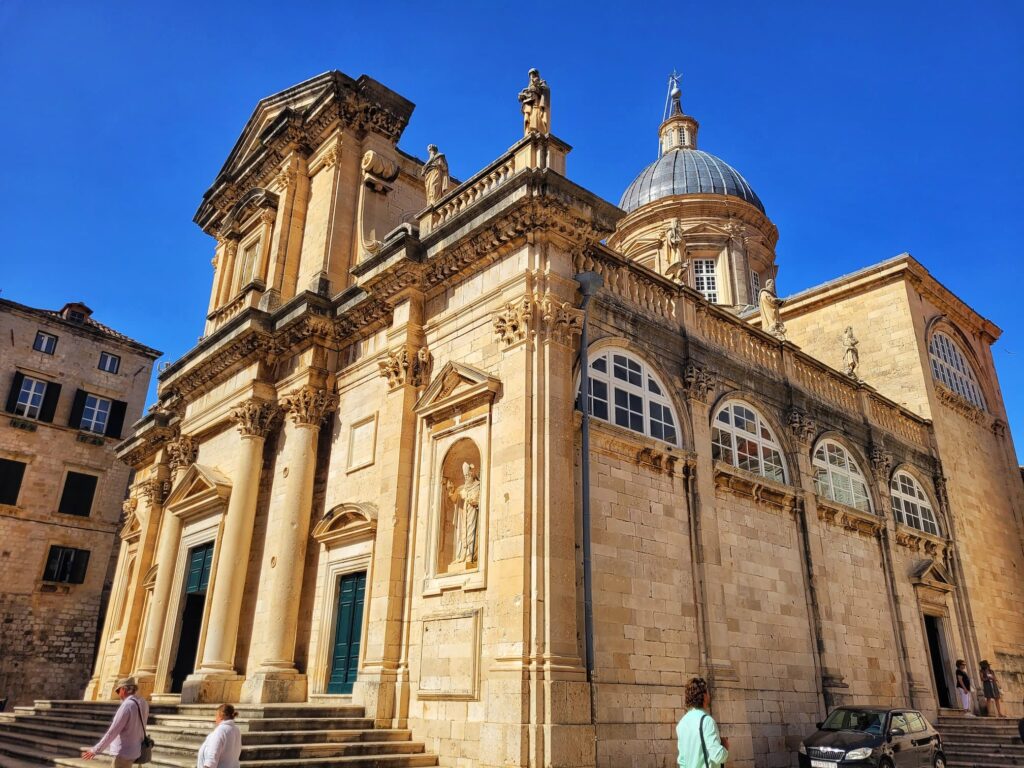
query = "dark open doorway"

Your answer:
(924, 614), (952, 709)
(170, 542), (213, 693)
